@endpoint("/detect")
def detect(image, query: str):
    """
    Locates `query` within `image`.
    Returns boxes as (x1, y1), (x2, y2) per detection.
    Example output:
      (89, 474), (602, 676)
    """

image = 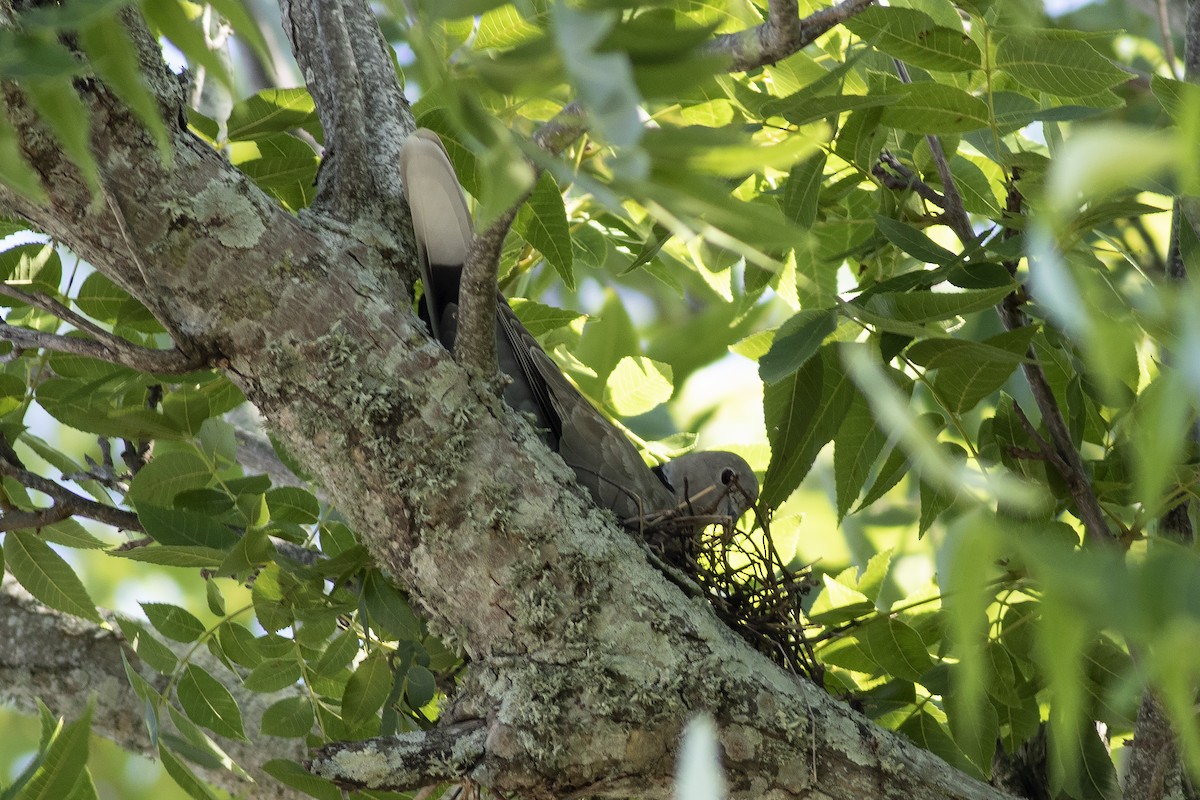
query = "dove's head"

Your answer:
(658, 451), (759, 522)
